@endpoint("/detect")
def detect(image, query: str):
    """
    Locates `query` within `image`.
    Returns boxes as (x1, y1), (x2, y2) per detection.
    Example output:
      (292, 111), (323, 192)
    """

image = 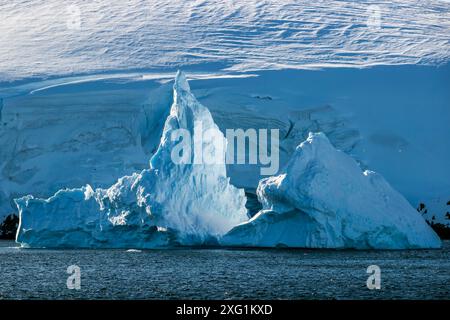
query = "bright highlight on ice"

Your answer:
(170, 122), (280, 175)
